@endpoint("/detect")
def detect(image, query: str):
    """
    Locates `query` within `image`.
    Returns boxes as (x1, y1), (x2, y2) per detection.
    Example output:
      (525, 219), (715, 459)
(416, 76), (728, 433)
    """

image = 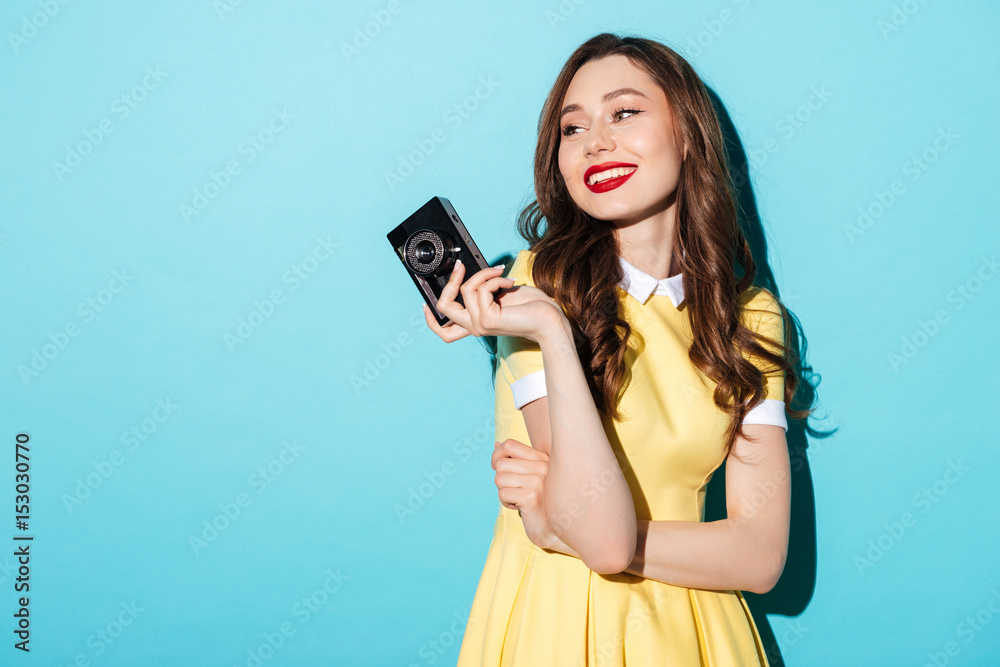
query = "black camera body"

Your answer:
(387, 196), (502, 327)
